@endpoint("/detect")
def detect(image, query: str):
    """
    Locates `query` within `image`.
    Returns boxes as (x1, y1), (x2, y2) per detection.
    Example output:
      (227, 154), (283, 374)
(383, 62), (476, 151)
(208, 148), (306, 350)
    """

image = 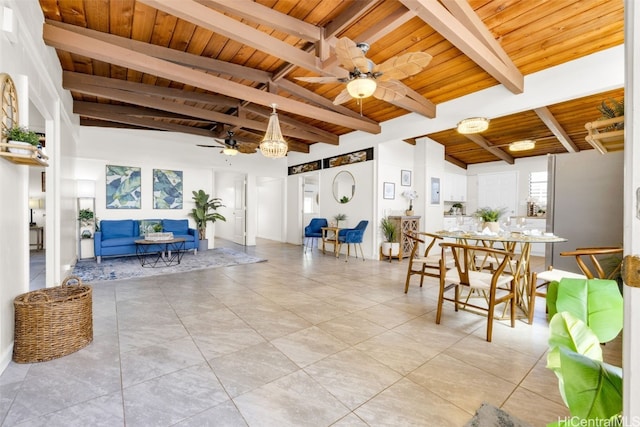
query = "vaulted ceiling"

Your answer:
(38, 0), (624, 167)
